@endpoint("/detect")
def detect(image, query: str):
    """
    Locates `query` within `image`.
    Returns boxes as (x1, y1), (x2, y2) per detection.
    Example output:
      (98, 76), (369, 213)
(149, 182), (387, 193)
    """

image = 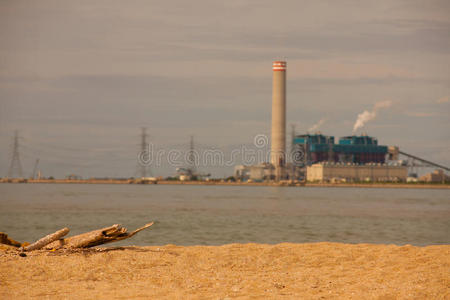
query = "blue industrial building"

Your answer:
(293, 134), (388, 165)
